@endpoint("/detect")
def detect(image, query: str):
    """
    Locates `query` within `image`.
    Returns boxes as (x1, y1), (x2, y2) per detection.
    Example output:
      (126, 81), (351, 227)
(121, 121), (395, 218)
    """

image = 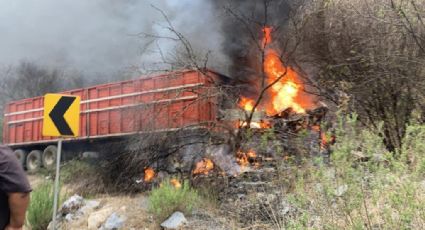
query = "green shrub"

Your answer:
(148, 179), (200, 221)
(26, 182), (55, 230)
(278, 113), (425, 229)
